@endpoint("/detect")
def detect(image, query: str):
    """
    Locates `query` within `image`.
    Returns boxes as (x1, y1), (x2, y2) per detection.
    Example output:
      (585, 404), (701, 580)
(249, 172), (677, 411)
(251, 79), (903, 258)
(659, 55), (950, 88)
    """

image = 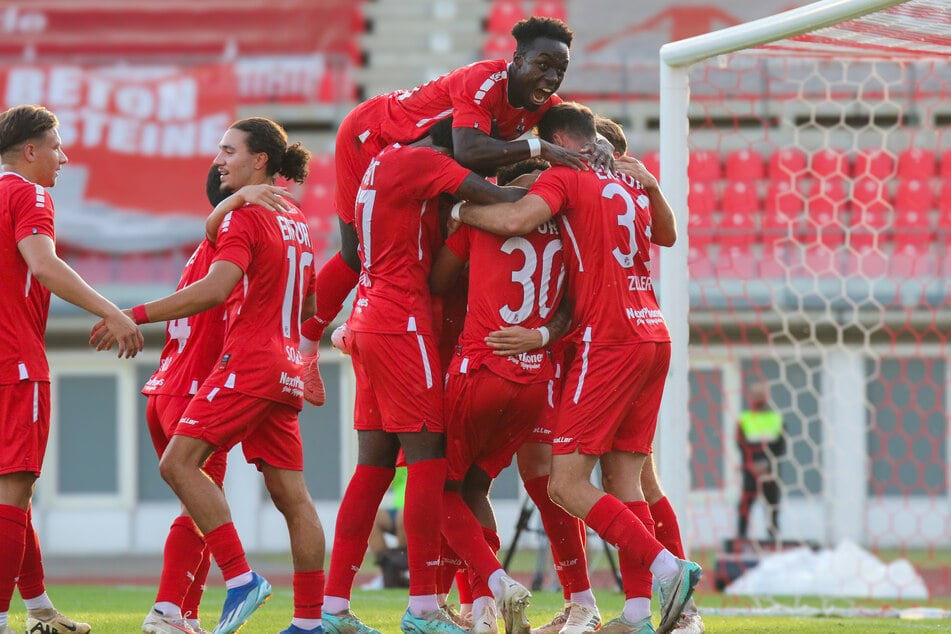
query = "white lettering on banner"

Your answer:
(4, 66), (225, 158)
(0, 6), (46, 34)
(6, 67), (197, 119)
